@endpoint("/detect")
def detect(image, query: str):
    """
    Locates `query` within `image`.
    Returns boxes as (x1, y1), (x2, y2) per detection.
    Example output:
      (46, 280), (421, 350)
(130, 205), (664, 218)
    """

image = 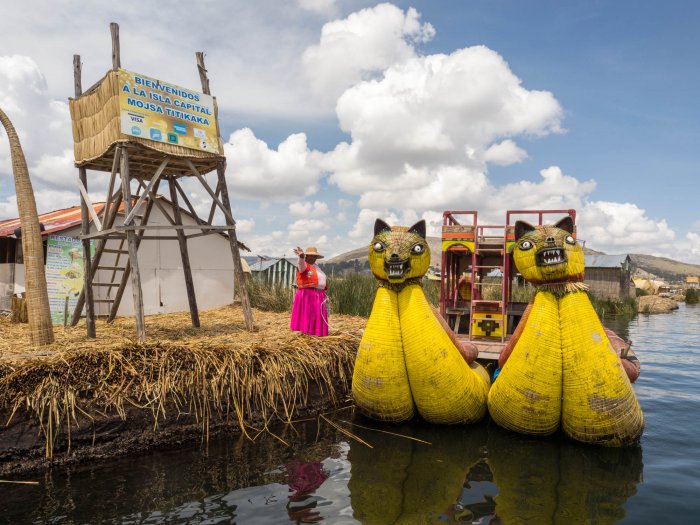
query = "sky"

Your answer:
(1, 0), (699, 262)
